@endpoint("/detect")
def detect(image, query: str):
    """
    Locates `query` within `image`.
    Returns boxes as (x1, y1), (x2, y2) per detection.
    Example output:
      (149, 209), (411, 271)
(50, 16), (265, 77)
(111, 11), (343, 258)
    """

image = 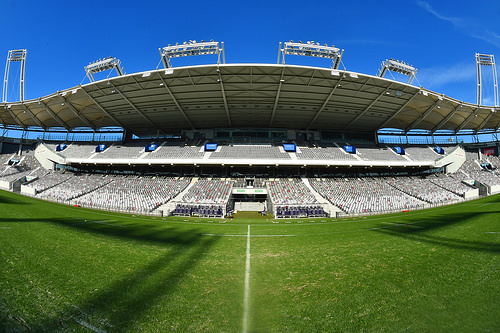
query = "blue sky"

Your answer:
(1, 0), (499, 105)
